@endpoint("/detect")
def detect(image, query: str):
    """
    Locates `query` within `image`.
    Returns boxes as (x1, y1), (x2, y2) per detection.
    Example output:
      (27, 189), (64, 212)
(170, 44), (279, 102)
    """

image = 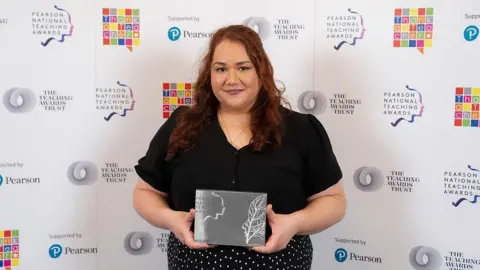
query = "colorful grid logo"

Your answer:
(102, 8), (140, 52)
(0, 230), (20, 270)
(455, 87), (480, 127)
(162, 83), (195, 118)
(393, 8), (433, 54)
